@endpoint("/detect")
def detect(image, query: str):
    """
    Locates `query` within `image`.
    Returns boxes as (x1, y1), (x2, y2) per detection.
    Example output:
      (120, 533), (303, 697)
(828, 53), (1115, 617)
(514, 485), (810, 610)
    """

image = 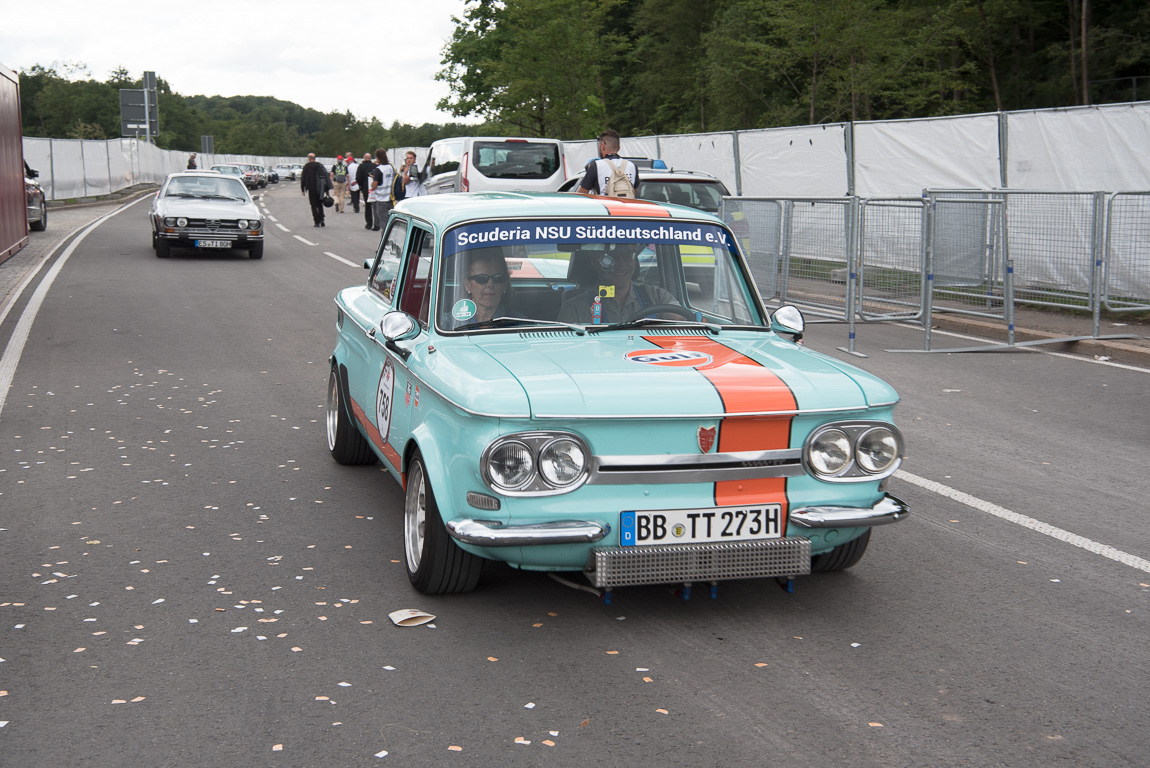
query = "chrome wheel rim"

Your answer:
(325, 370), (339, 451)
(404, 462), (426, 573)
